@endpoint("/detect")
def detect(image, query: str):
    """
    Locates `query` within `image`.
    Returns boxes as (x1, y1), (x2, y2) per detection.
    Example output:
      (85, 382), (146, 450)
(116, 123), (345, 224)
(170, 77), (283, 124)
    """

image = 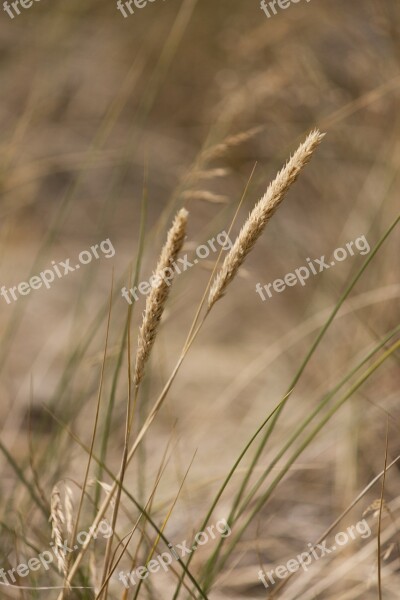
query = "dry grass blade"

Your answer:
(190, 168), (229, 180)
(134, 208), (188, 387)
(95, 480), (116, 509)
(181, 190), (229, 204)
(96, 448), (176, 599)
(201, 125), (264, 162)
(378, 419), (390, 600)
(61, 277), (113, 600)
(208, 130), (325, 309)
(89, 550), (99, 597)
